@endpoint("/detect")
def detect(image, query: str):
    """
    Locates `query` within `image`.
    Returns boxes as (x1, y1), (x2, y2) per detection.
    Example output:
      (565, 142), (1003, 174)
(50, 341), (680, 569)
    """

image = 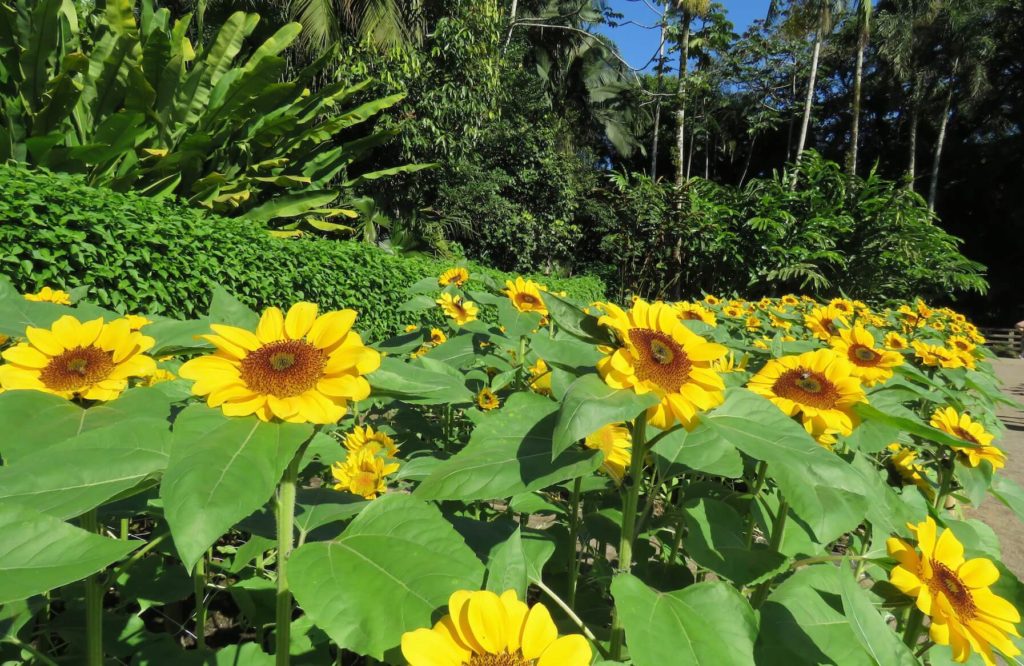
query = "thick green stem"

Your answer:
(745, 460), (769, 548)
(903, 606), (925, 648)
(194, 554), (207, 652)
(275, 448), (304, 666)
(751, 497), (788, 608)
(567, 477), (583, 610)
(517, 335), (528, 389)
(934, 455), (954, 510)
(82, 509), (104, 666)
(610, 413), (648, 660)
